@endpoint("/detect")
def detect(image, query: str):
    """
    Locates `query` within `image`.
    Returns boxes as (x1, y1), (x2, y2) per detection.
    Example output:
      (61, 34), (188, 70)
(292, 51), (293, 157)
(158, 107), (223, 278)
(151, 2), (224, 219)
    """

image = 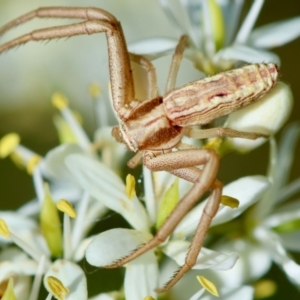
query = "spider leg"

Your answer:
(185, 127), (268, 139)
(0, 7), (134, 120)
(165, 35), (189, 93)
(104, 149), (222, 292)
